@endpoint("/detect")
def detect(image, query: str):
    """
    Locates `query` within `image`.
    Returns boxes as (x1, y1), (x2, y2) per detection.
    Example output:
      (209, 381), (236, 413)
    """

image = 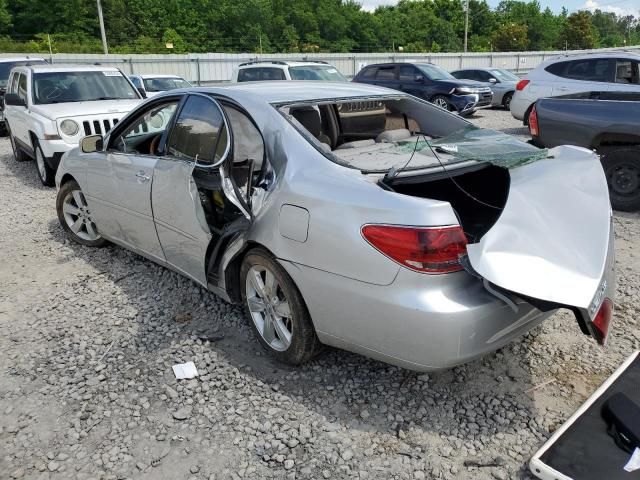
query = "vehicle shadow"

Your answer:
(45, 214), (548, 473)
(0, 144), (49, 190)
